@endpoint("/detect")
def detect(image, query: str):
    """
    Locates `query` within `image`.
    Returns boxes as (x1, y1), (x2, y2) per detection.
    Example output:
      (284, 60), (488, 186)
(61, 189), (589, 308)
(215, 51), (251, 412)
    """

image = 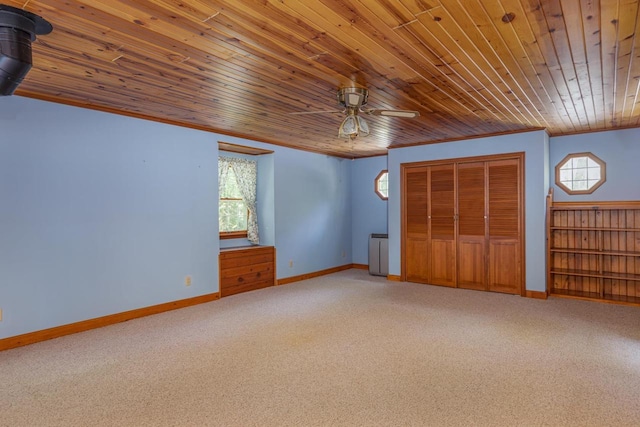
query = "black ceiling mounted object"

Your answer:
(0, 4), (52, 96)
